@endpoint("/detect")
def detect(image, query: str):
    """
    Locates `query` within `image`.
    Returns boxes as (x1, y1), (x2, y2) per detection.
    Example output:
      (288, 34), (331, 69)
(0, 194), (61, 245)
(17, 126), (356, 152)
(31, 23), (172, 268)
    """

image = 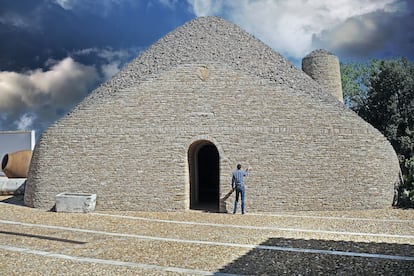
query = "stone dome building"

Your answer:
(25, 16), (400, 212)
